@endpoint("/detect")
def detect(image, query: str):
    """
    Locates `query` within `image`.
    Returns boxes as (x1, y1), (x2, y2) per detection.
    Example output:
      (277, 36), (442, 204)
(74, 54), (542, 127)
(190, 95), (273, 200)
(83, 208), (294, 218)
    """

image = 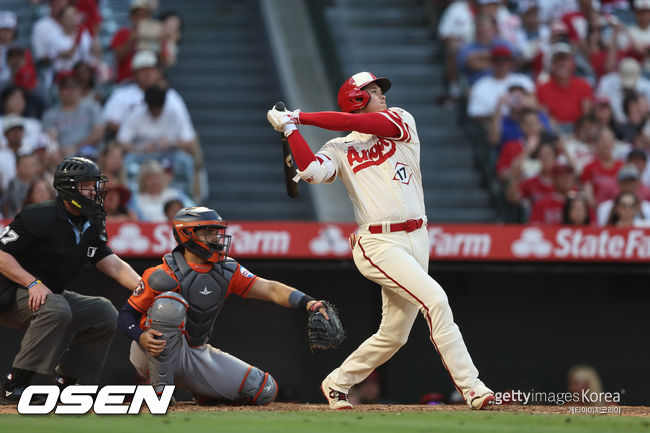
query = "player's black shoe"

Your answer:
(0, 386), (48, 406)
(0, 368), (46, 406)
(54, 374), (77, 391)
(0, 385), (26, 405)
